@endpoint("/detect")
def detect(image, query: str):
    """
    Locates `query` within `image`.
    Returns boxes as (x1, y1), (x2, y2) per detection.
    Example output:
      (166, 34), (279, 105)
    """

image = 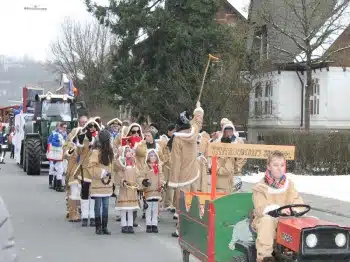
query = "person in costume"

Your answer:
(135, 127), (165, 219)
(214, 122), (246, 193)
(106, 118), (122, 198)
(138, 149), (165, 233)
(115, 146), (140, 234)
(252, 151), (304, 262)
(149, 122), (160, 140)
(167, 102), (204, 237)
(48, 123), (60, 189)
(107, 118), (122, 141)
(64, 116), (88, 221)
(194, 132), (210, 192)
(88, 129), (115, 235)
(75, 119), (101, 227)
(63, 127), (81, 222)
(121, 123), (144, 225)
(161, 124), (176, 212)
(46, 122), (66, 192)
(209, 118), (232, 143)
